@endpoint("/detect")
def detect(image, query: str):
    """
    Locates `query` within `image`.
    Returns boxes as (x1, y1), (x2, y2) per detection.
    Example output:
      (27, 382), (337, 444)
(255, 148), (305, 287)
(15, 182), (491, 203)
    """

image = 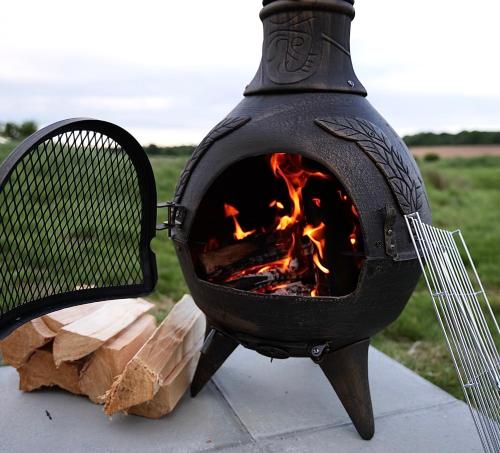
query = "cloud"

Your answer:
(1, 0), (499, 144)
